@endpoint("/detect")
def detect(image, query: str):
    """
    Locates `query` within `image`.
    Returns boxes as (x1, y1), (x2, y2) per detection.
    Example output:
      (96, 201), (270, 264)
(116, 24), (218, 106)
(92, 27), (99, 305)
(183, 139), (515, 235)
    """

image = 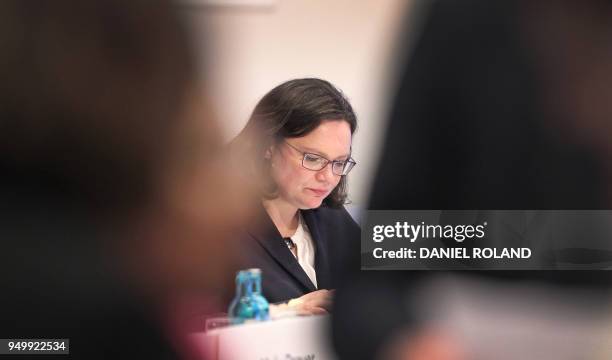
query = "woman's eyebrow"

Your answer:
(299, 145), (350, 160)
